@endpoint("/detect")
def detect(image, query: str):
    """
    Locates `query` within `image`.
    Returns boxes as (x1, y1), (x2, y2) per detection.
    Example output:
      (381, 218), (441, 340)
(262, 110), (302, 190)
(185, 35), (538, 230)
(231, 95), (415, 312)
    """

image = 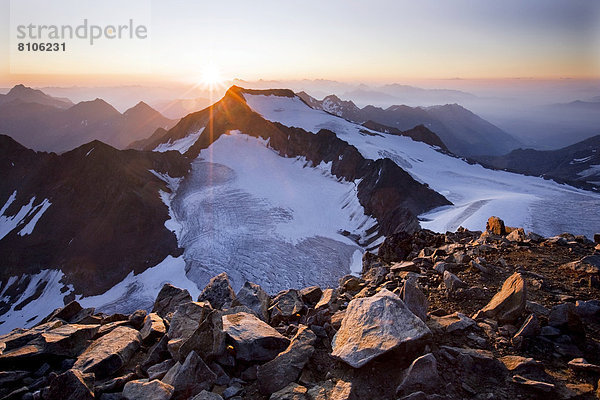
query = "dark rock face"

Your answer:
(361, 121), (449, 151)
(0, 136), (190, 299)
